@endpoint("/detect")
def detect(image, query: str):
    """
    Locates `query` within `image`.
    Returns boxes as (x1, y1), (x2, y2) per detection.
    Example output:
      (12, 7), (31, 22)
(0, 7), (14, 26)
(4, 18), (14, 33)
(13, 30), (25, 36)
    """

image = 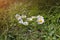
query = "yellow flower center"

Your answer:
(38, 20), (42, 22)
